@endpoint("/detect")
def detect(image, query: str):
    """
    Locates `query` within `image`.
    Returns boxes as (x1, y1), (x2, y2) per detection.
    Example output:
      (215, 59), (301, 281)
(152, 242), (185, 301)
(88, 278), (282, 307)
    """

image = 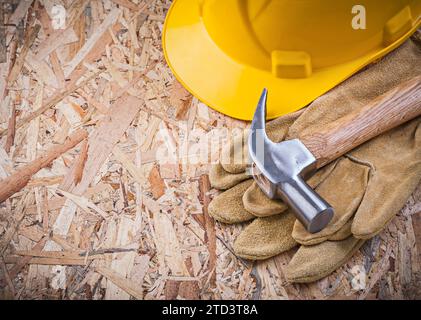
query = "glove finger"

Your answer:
(208, 179), (255, 224)
(243, 182), (287, 217)
(295, 217), (353, 246)
(328, 219), (352, 241)
(220, 130), (249, 174)
(209, 162), (249, 190)
(285, 236), (365, 283)
(307, 159), (339, 188)
(351, 119), (421, 239)
(293, 157), (369, 245)
(233, 211), (297, 260)
(265, 110), (302, 142)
